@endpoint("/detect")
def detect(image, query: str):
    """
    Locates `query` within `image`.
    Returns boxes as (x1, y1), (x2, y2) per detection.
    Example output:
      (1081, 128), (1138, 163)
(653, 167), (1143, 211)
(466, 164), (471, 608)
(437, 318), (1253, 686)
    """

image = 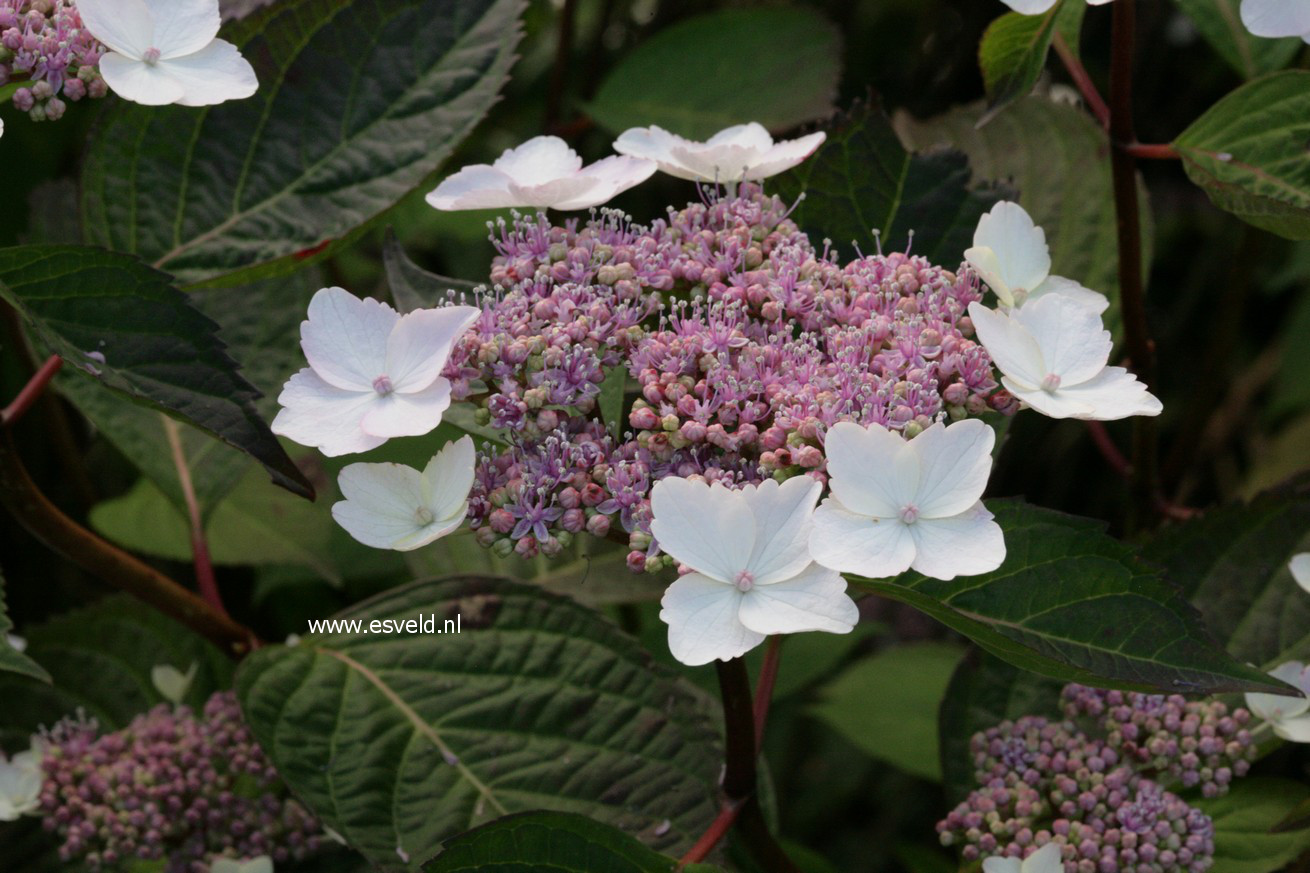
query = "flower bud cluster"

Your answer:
(0, 0), (108, 121)
(1061, 685), (1253, 799)
(37, 691), (322, 872)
